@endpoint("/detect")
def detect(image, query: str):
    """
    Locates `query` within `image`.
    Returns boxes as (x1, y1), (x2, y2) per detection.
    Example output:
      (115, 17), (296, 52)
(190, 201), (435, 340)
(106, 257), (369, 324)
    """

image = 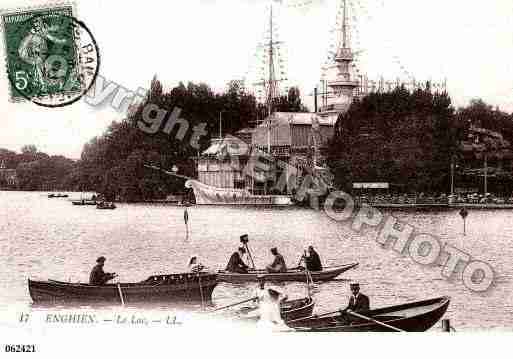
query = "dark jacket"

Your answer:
(305, 250), (322, 271)
(89, 264), (114, 285)
(226, 252), (249, 273)
(268, 254), (287, 273)
(346, 293), (370, 312)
